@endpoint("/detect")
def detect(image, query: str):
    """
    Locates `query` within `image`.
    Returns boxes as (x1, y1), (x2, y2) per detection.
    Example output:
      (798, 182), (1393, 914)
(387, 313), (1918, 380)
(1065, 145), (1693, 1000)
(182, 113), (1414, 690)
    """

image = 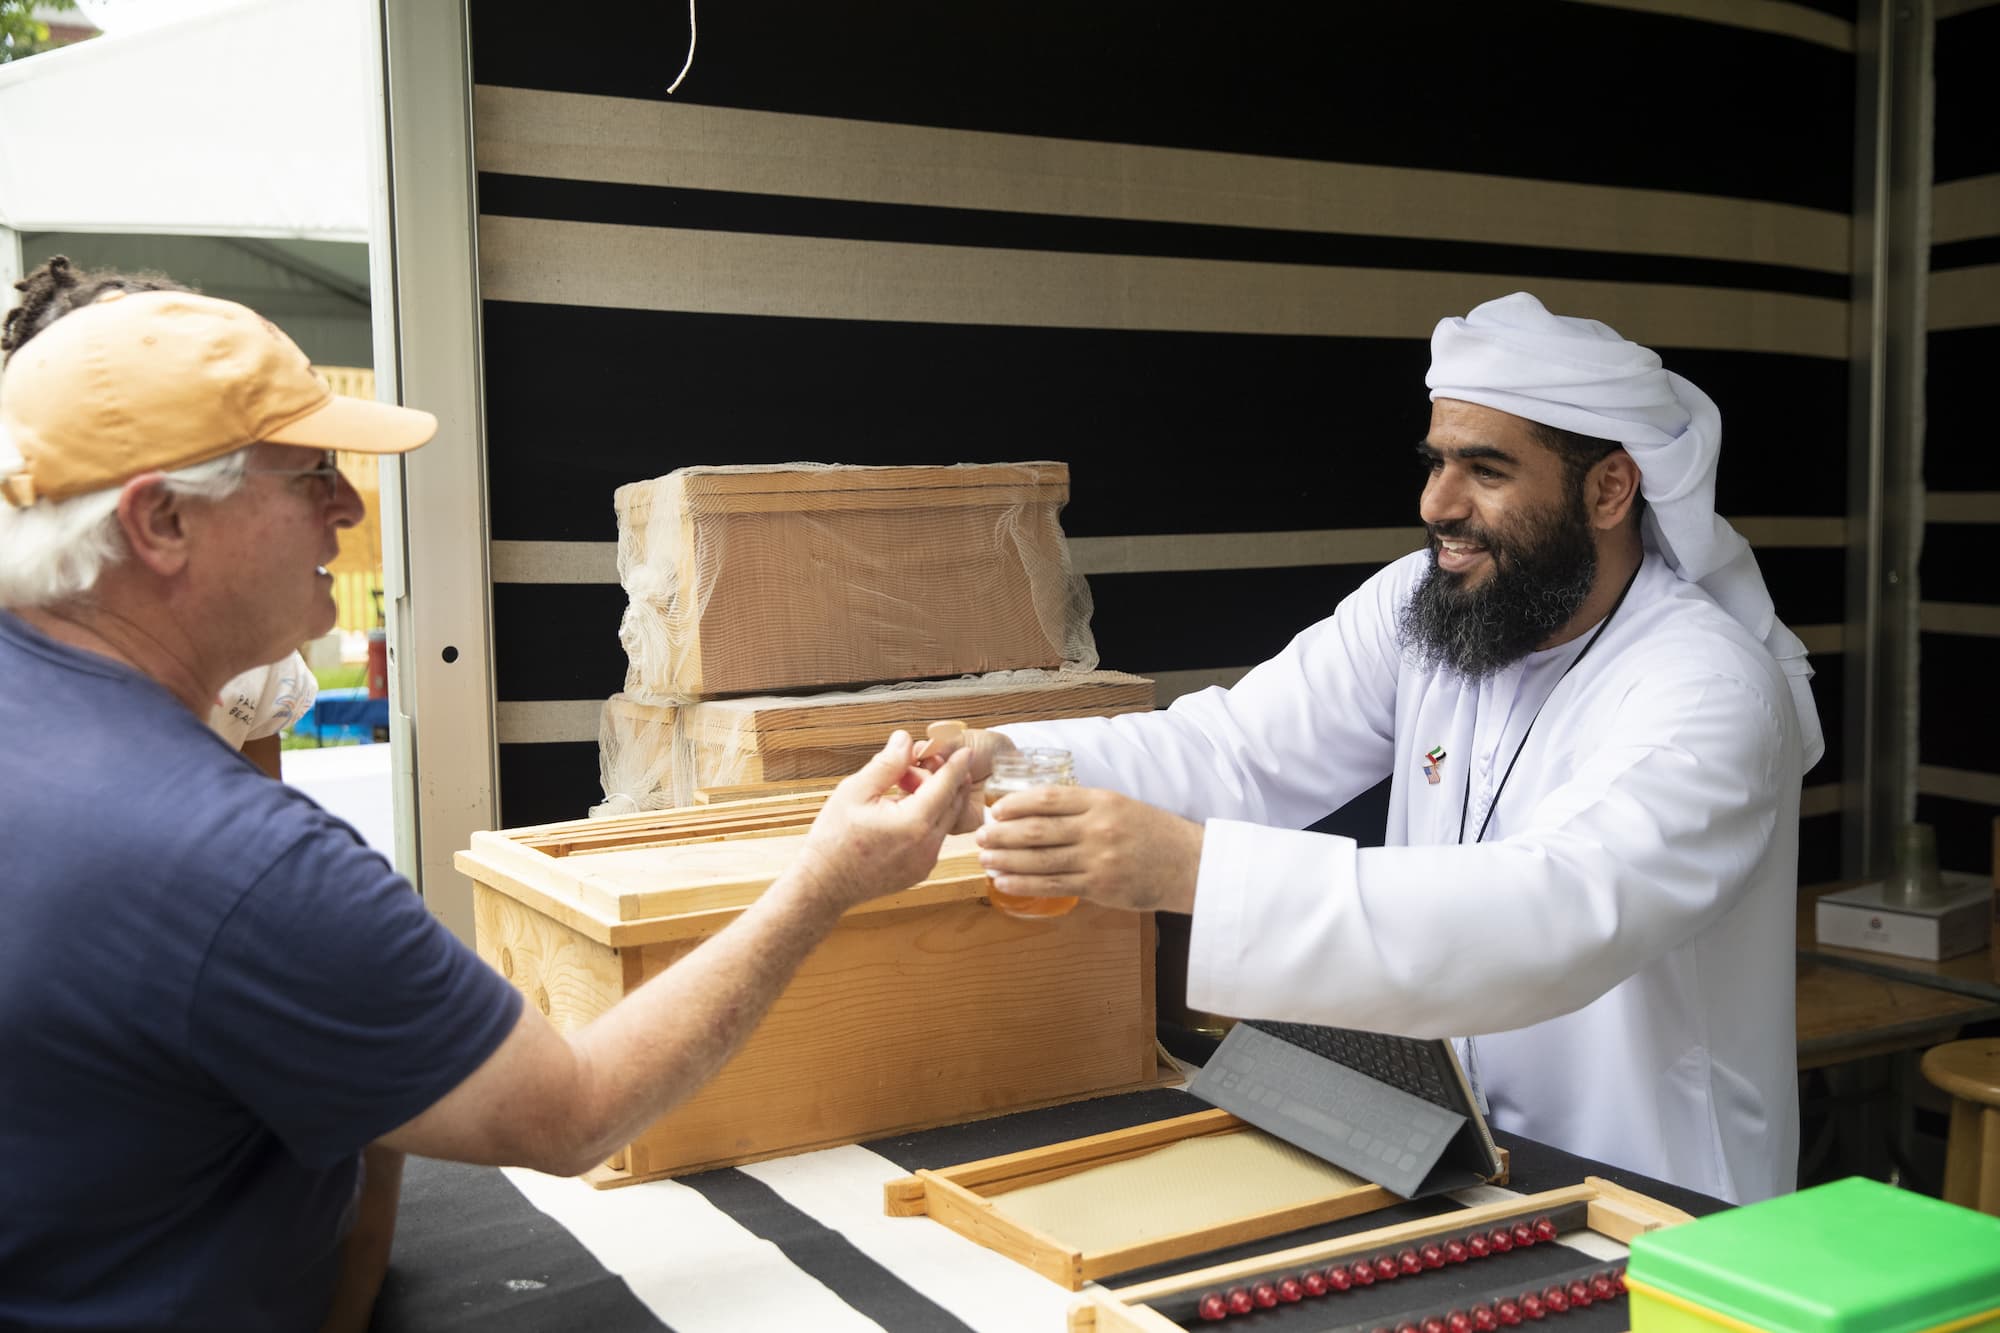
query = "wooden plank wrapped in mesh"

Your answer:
(615, 462), (1093, 697)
